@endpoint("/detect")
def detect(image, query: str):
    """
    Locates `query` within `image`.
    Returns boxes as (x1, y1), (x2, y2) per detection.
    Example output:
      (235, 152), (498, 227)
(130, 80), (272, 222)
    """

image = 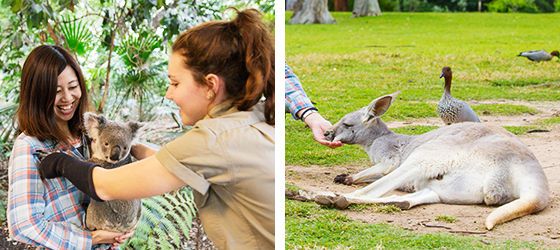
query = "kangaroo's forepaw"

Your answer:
(334, 174), (353, 185)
